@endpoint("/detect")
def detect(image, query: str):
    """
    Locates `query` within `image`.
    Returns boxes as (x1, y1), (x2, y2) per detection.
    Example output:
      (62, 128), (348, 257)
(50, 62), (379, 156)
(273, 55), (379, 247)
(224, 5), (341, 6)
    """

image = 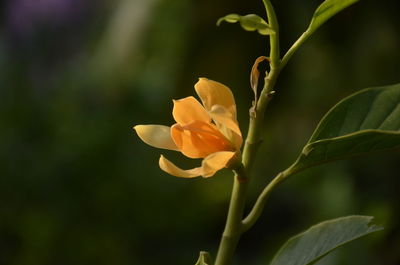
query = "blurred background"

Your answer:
(1, 0), (399, 264)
